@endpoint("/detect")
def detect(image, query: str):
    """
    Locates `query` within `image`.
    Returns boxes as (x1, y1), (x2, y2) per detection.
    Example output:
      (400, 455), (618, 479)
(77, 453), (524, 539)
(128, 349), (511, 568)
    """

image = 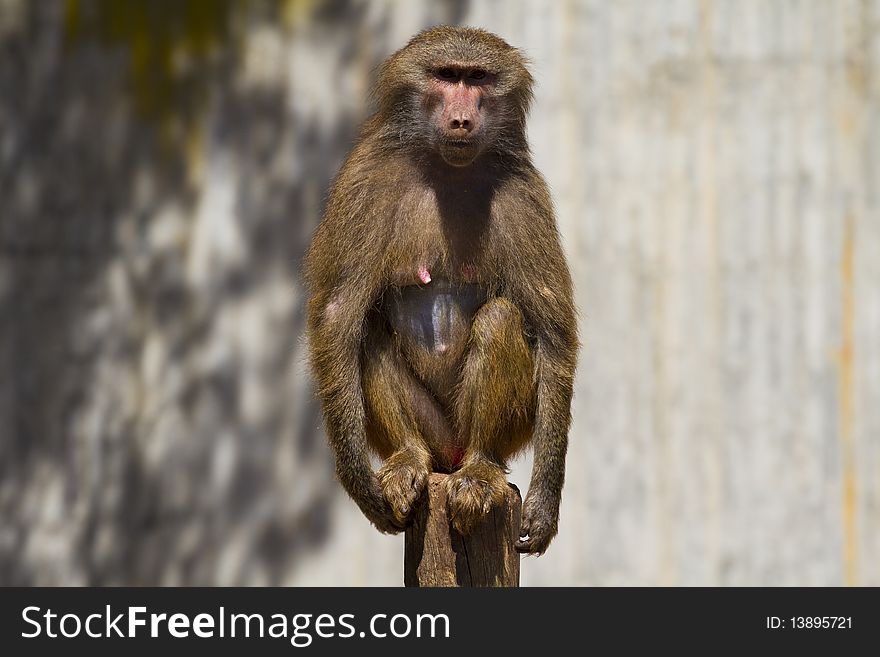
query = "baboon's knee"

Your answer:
(471, 297), (524, 345)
